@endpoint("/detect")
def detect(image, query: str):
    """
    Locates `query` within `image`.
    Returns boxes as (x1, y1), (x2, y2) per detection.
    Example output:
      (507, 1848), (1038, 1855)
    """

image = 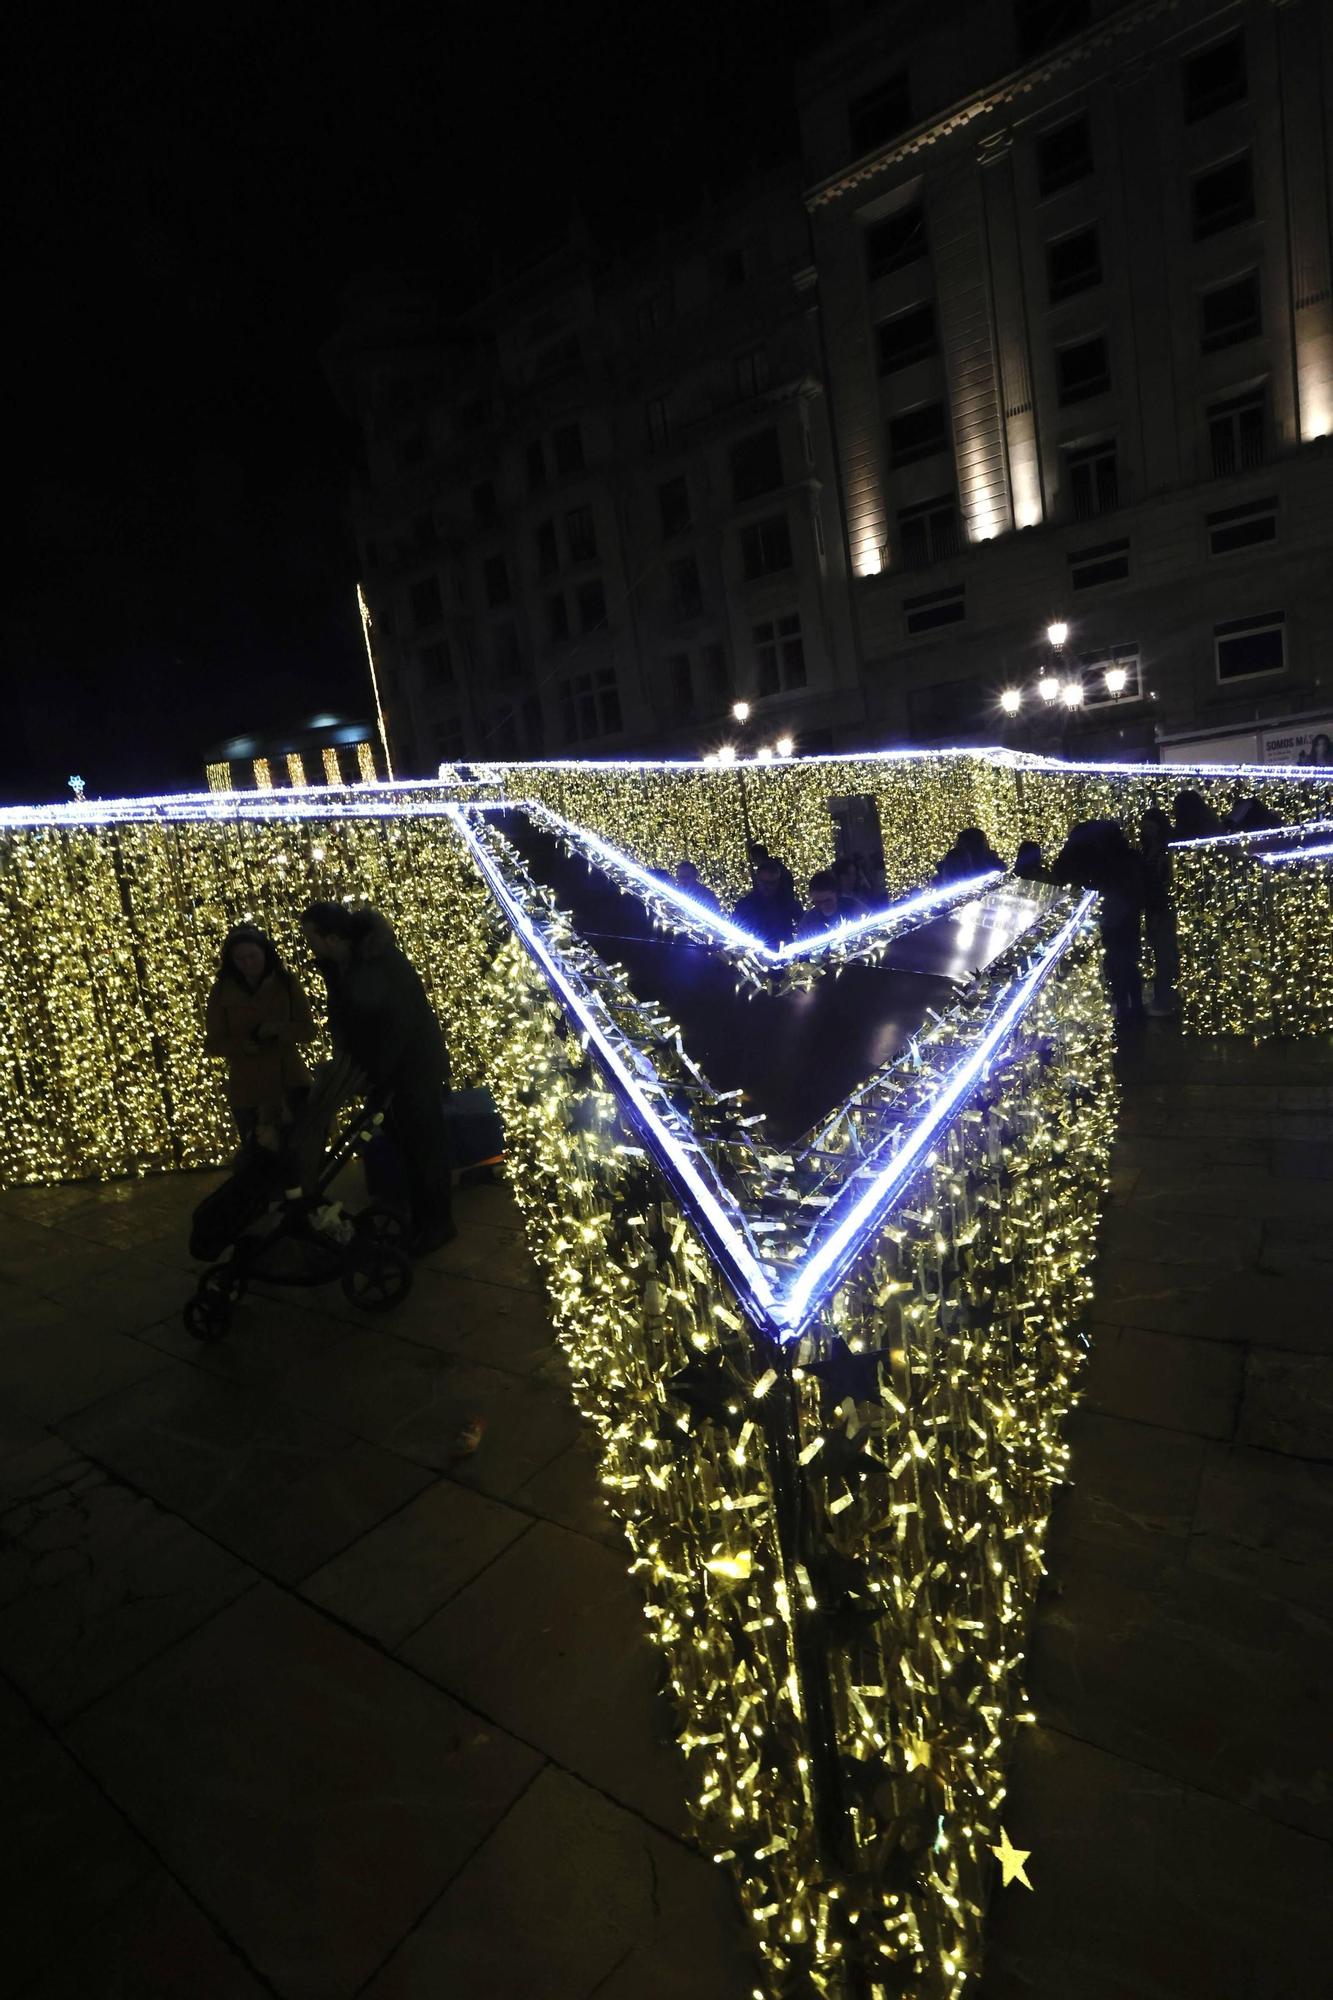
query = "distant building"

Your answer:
(204, 715), (380, 792)
(800, 0), (1333, 757)
(325, 173), (858, 771)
